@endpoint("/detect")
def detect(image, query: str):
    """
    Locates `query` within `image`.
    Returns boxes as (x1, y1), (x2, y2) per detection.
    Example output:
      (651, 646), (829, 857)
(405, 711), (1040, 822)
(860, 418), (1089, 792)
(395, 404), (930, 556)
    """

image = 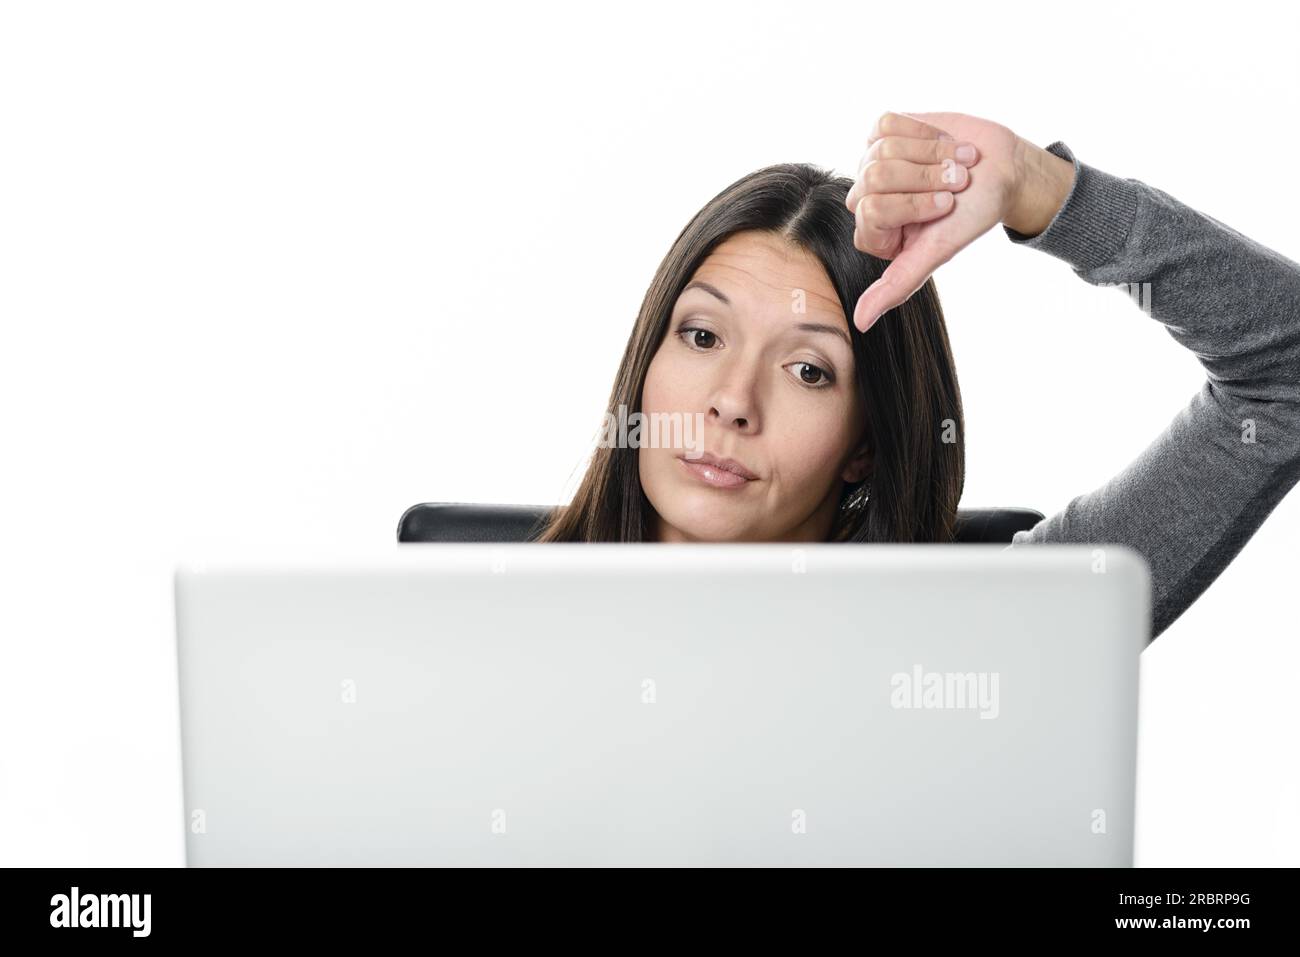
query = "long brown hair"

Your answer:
(535, 162), (964, 543)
